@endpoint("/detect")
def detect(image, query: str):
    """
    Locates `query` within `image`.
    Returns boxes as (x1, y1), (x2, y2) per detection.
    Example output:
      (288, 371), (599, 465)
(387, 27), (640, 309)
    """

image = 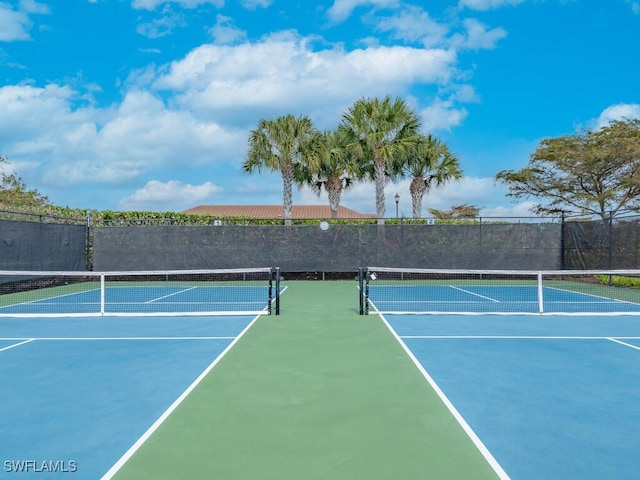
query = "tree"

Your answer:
(403, 134), (462, 218)
(296, 128), (357, 219)
(243, 114), (316, 225)
(496, 118), (640, 220)
(0, 155), (49, 209)
(429, 204), (479, 219)
(341, 96), (421, 223)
